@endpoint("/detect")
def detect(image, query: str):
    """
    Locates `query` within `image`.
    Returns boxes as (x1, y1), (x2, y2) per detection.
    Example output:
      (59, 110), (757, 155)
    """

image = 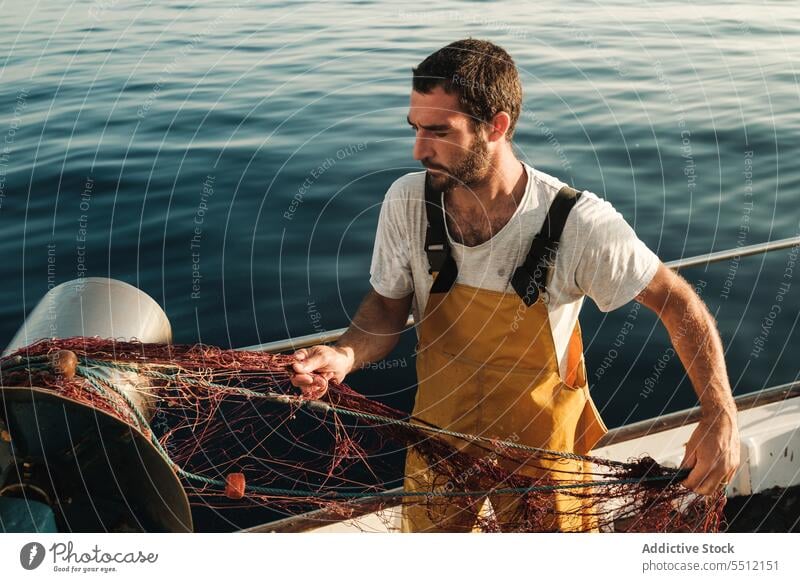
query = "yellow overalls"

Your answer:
(401, 174), (609, 533)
